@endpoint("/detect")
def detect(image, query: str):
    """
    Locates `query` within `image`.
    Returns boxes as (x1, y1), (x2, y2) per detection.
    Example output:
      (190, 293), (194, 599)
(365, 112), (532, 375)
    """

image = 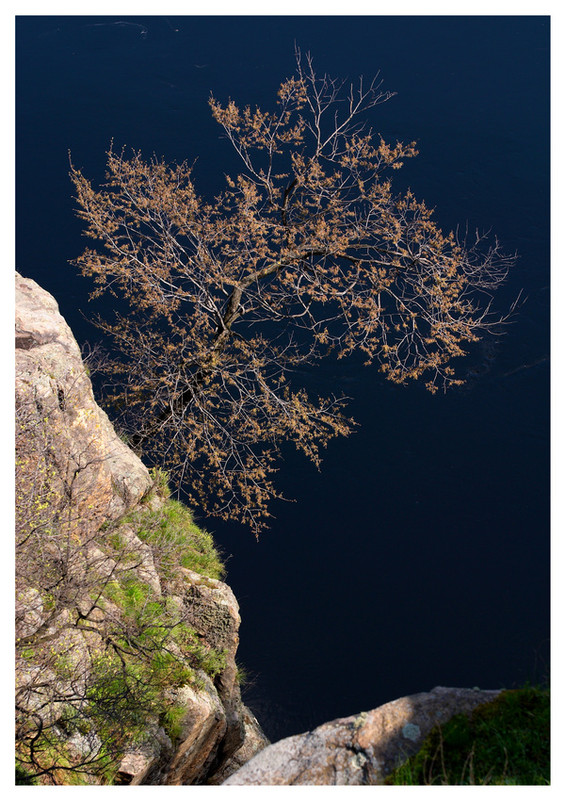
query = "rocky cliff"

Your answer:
(15, 271), (515, 787)
(15, 272), (268, 785)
